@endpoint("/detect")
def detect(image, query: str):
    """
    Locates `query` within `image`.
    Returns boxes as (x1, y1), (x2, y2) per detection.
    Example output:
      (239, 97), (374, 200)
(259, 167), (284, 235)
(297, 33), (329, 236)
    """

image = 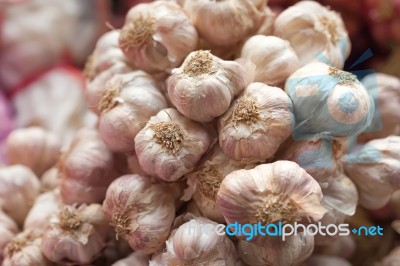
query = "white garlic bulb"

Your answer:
(6, 127), (61, 176)
(285, 62), (374, 138)
(98, 71), (168, 152)
(40, 167), (60, 192)
(0, 165), (40, 226)
(112, 252), (149, 266)
(274, 0), (351, 69)
(103, 174), (175, 254)
(135, 108), (210, 182)
(119, 1), (198, 73)
(167, 50), (250, 123)
(240, 35), (300, 86)
(41, 204), (109, 264)
(218, 82), (294, 163)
